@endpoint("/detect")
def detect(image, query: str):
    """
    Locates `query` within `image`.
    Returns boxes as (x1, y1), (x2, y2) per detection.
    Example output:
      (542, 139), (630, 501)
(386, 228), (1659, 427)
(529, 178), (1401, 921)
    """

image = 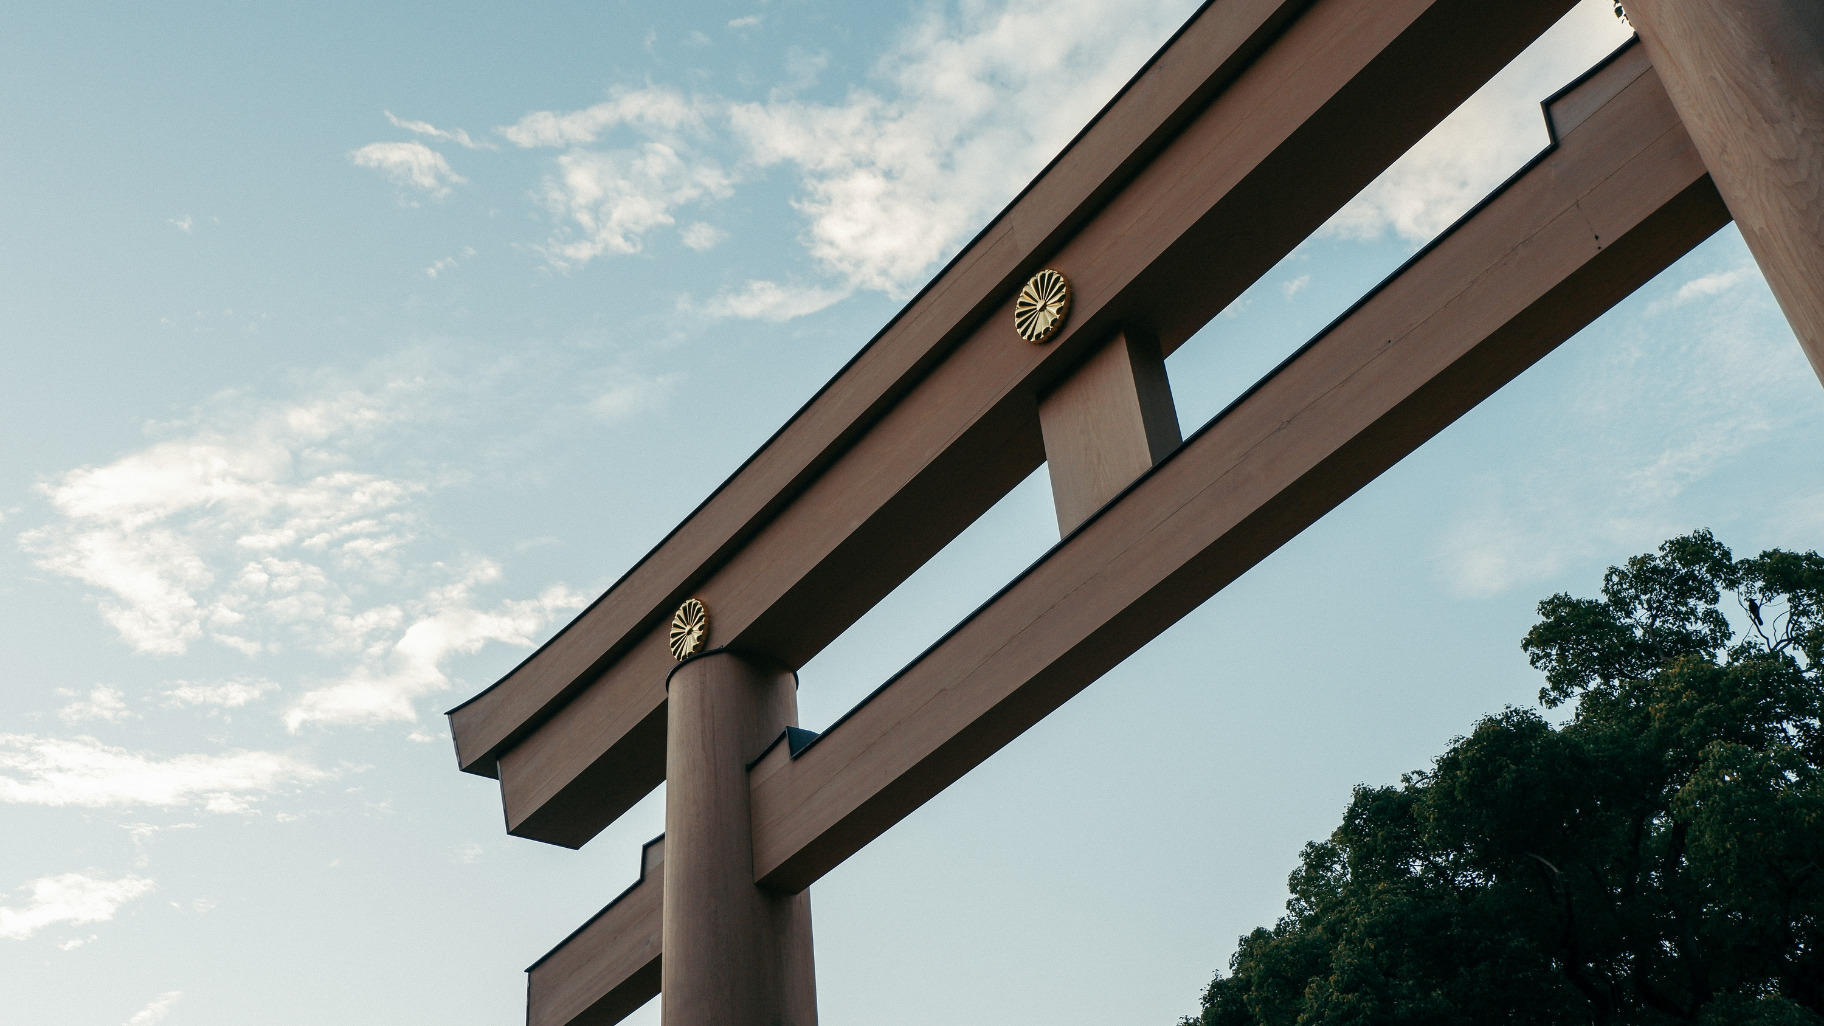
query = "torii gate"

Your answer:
(446, 1), (1824, 1023)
